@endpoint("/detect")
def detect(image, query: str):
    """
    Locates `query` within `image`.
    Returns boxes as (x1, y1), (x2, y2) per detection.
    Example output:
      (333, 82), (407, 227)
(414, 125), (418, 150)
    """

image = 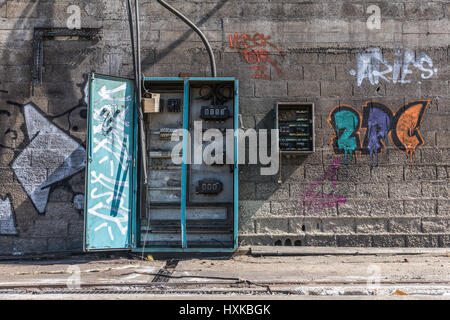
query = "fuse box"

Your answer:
(276, 102), (315, 154)
(84, 75), (238, 253)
